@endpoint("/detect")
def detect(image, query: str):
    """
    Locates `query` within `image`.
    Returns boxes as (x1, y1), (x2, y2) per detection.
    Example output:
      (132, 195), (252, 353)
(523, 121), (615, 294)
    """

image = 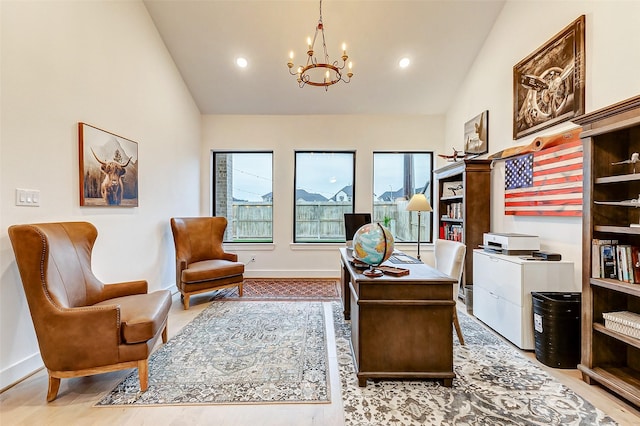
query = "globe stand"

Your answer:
(363, 265), (383, 277)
